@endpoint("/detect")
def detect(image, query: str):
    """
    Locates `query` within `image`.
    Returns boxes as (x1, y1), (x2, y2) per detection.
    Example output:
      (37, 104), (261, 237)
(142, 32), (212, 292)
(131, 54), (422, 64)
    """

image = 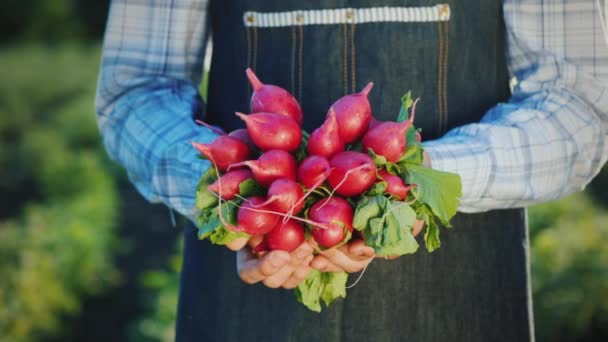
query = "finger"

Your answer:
(225, 237), (250, 251)
(320, 247), (373, 273)
(282, 257), (314, 289)
(310, 255), (344, 273)
(263, 244), (313, 288)
(412, 220), (425, 237)
(290, 242), (314, 266)
(347, 240), (375, 258)
(237, 250), (290, 284)
(263, 263), (295, 288)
